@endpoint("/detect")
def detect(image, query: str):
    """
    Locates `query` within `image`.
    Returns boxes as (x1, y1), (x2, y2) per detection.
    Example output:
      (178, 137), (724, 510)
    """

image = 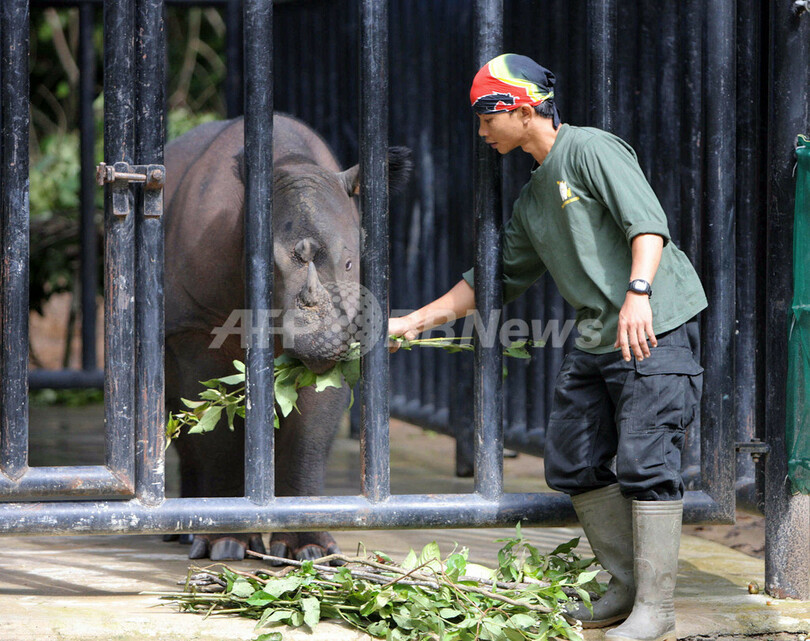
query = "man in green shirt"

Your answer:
(389, 54), (706, 641)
